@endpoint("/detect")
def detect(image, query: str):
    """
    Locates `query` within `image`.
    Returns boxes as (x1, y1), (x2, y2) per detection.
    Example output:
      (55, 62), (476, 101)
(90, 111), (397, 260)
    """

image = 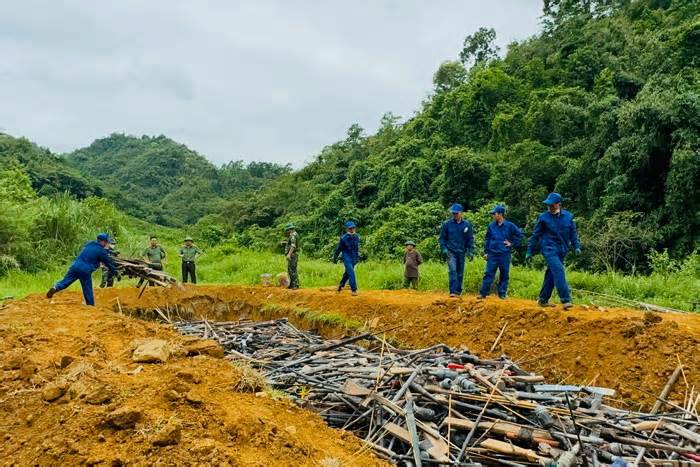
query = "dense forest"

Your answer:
(64, 134), (290, 226)
(0, 133), (101, 199)
(214, 0), (699, 271)
(1, 0), (698, 277)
